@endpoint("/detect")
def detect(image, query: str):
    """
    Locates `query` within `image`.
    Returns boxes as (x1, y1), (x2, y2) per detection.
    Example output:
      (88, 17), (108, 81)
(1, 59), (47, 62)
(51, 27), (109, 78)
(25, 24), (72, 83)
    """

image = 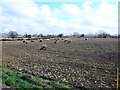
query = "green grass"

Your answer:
(0, 66), (71, 88)
(0, 38), (30, 40)
(0, 37), (45, 40)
